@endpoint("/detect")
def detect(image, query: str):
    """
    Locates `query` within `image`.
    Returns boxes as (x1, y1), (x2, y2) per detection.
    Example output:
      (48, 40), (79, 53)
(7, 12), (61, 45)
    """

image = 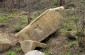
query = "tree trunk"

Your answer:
(59, 0), (65, 6)
(26, 0), (32, 24)
(6, 0), (14, 10)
